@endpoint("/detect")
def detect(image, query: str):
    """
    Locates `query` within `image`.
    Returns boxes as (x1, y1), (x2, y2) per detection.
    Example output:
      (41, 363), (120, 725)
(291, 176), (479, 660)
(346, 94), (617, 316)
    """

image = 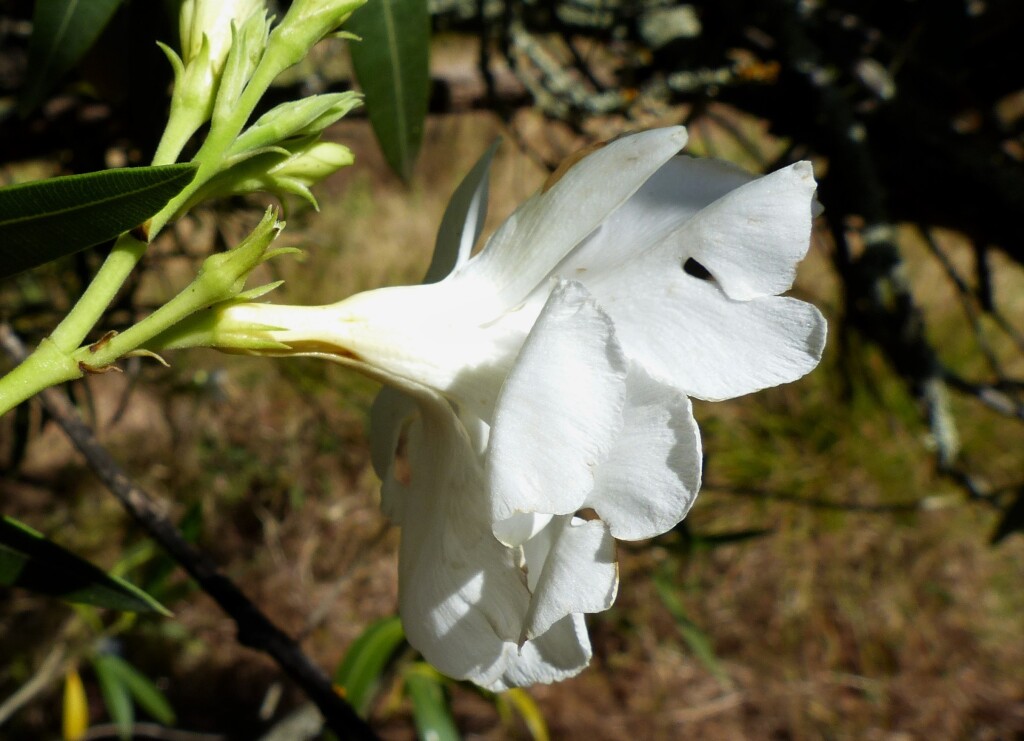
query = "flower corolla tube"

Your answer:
(217, 126), (827, 689)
